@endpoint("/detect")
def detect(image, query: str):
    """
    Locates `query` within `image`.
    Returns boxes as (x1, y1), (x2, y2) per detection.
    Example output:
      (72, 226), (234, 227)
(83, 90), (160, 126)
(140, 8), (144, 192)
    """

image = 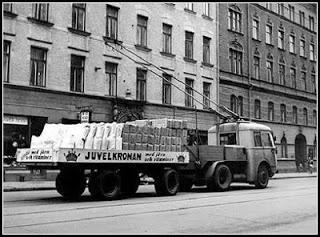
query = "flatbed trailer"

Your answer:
(16, 147), (189, 200)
